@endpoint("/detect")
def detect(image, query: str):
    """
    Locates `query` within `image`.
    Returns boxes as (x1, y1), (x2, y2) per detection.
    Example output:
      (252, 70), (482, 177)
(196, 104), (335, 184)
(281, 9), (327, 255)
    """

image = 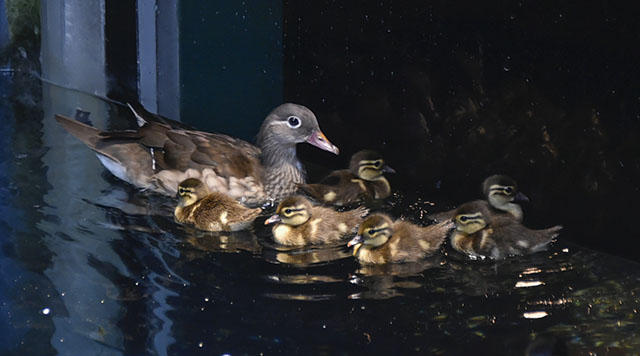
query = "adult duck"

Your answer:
(55, 103), (339, 206)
